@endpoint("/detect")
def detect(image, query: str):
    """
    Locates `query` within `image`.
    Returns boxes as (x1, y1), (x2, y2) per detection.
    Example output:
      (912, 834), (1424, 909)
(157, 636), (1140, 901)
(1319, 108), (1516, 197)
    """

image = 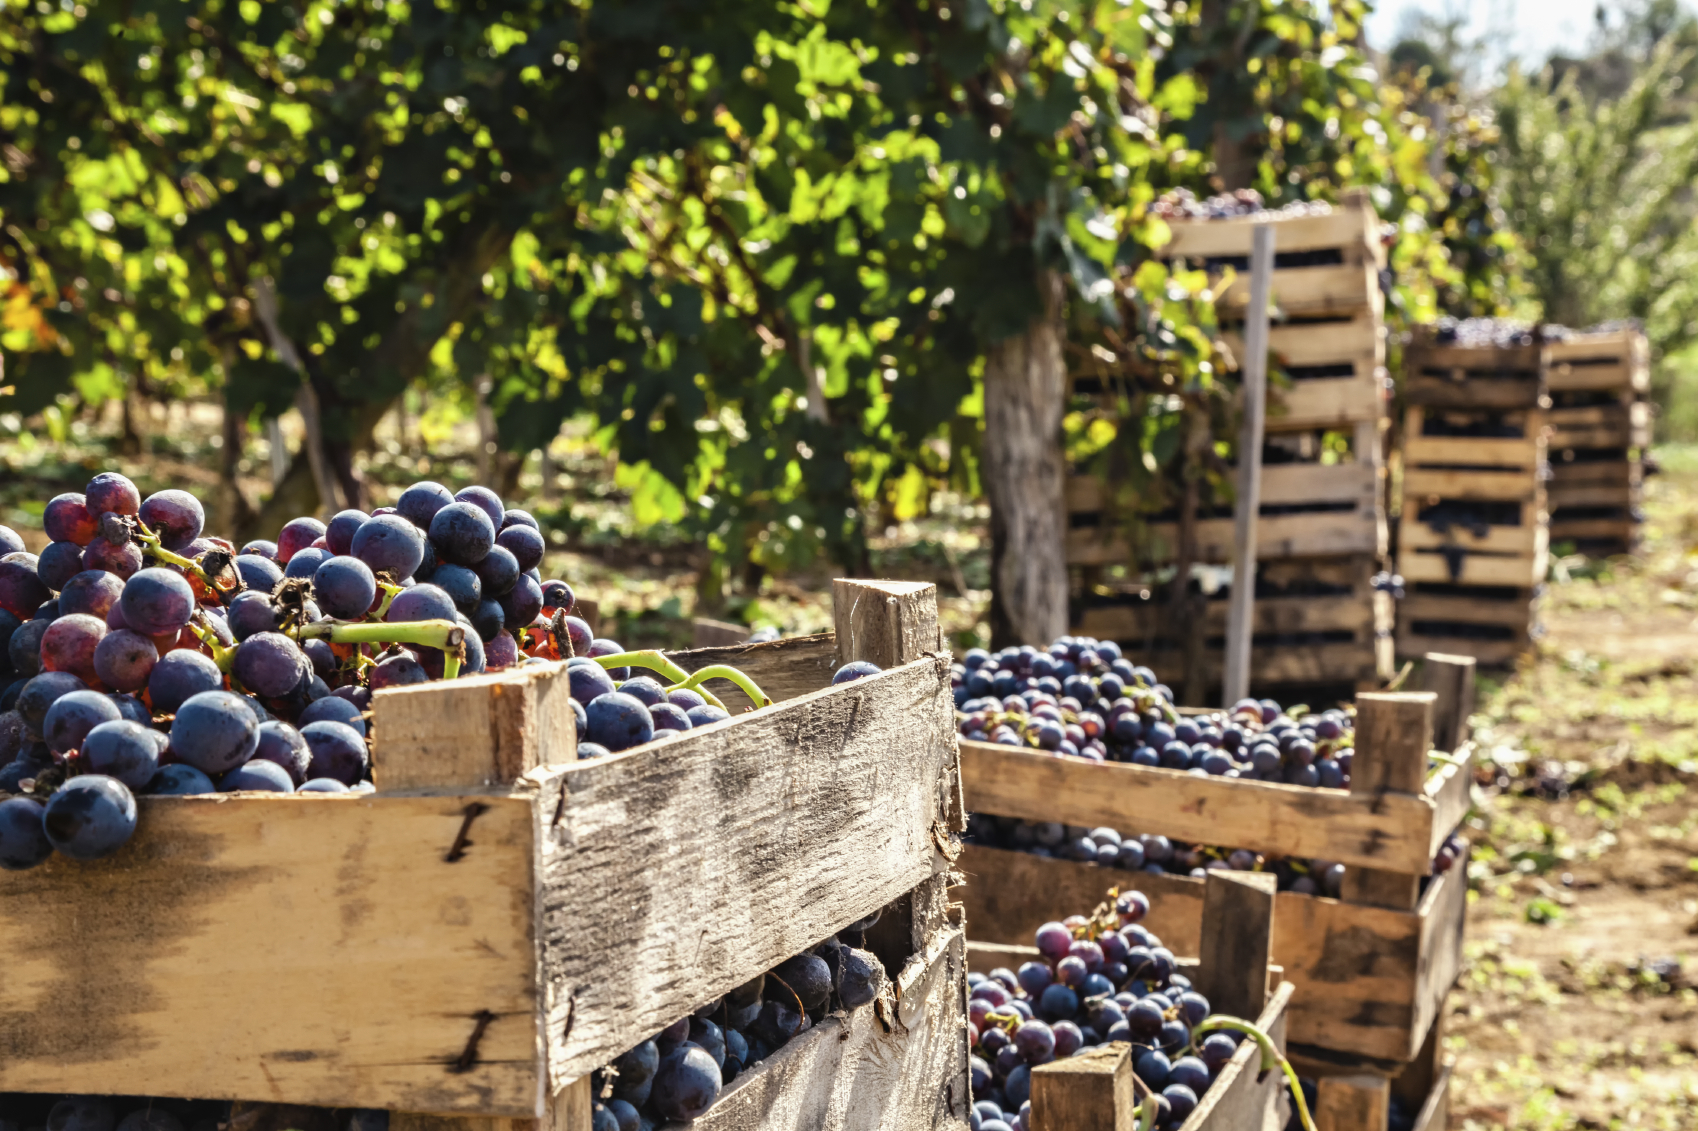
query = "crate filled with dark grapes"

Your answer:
(0, 474), (967, 1127)
(951, 637), (1475, 1064)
